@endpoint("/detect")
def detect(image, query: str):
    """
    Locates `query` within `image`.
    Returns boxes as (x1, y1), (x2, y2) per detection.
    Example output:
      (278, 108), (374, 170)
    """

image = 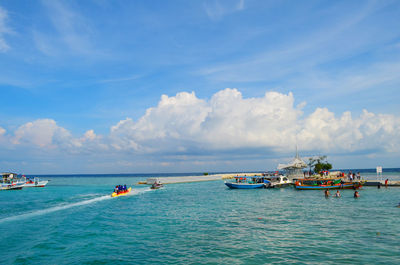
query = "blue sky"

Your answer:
(0, 0), (399, 174)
